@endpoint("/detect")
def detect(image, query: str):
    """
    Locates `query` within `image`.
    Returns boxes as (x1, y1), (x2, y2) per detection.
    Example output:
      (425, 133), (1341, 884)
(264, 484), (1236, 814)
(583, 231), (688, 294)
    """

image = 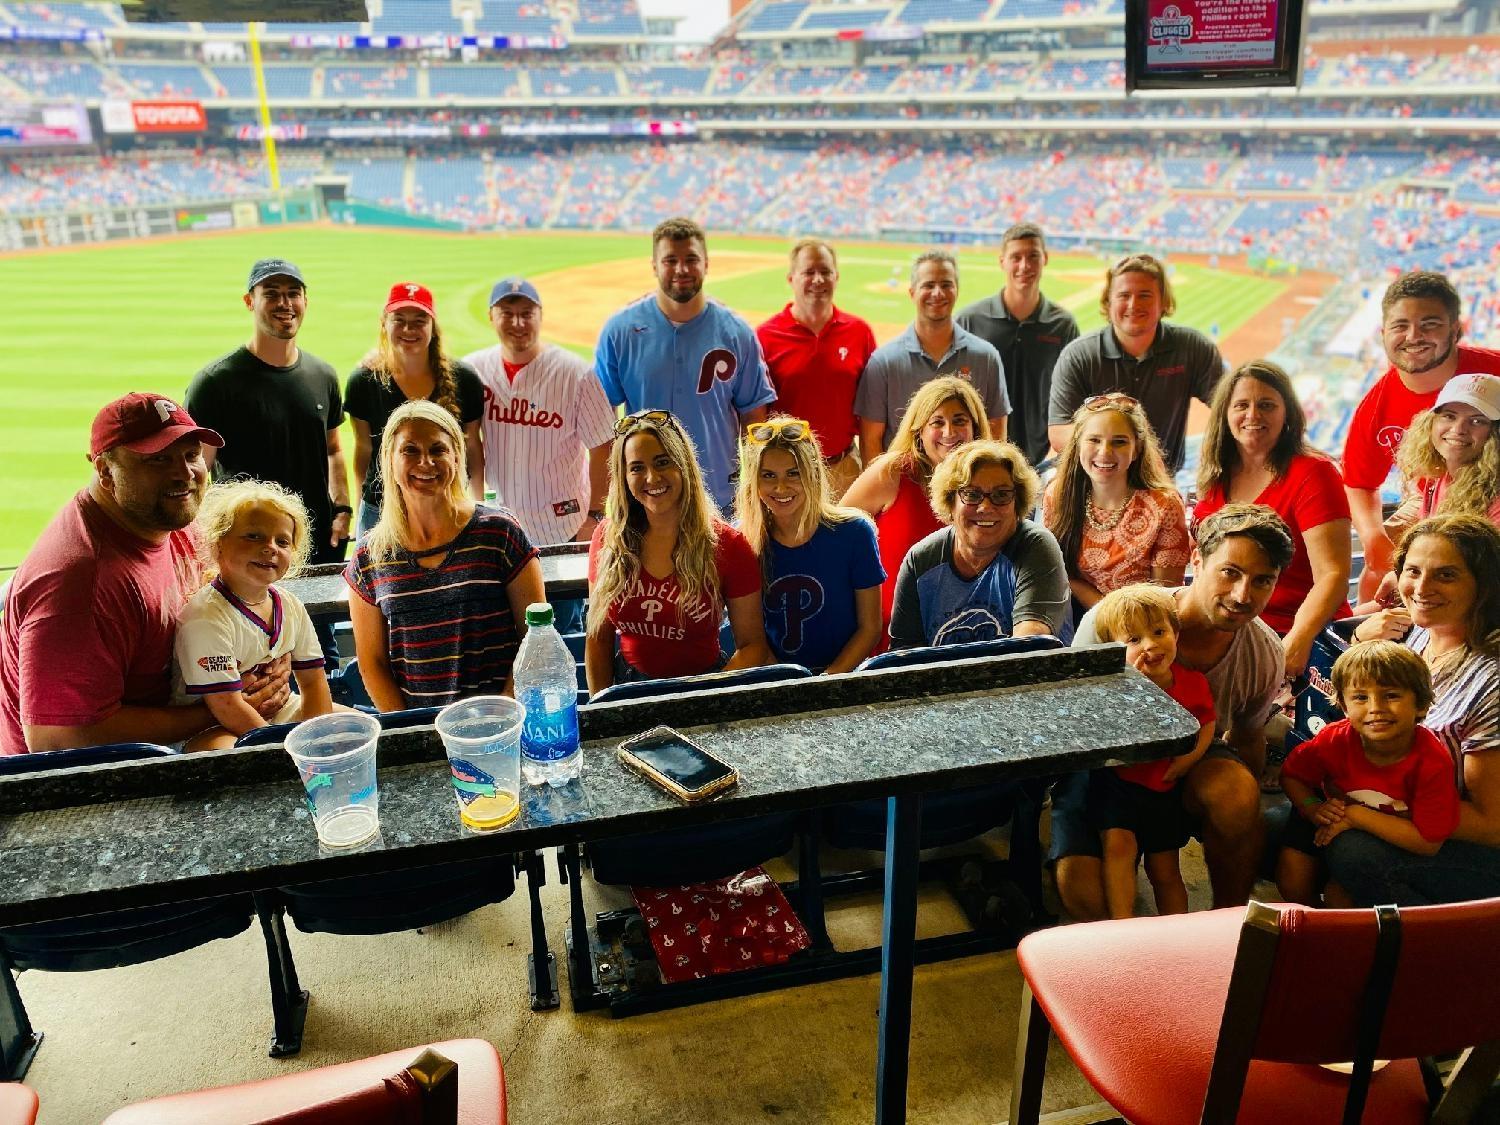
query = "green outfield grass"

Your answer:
(0, 226), (1286, 567)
